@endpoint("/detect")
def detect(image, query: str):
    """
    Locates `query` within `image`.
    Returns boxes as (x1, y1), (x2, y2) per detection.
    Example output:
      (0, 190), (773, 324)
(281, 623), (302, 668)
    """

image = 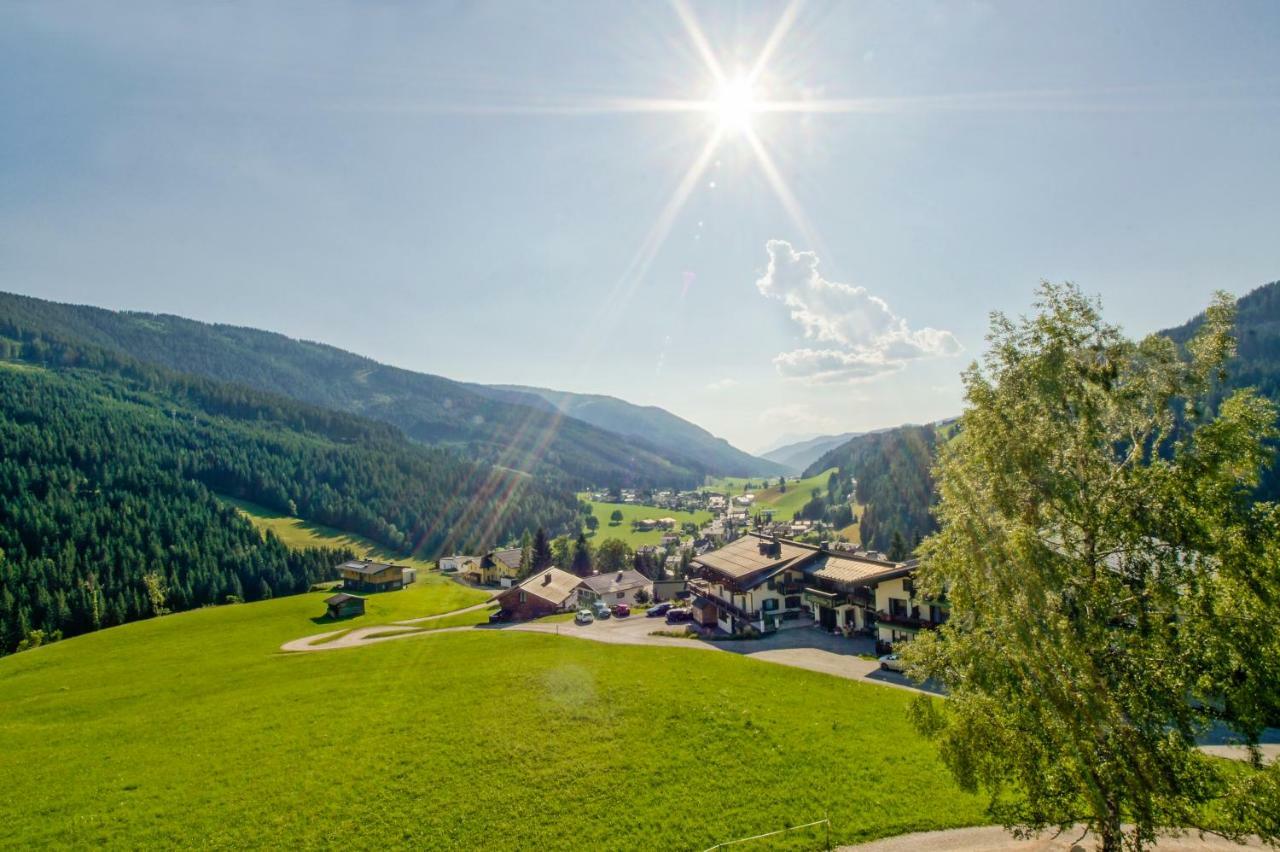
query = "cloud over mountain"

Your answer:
(756, 240), (962, 383)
